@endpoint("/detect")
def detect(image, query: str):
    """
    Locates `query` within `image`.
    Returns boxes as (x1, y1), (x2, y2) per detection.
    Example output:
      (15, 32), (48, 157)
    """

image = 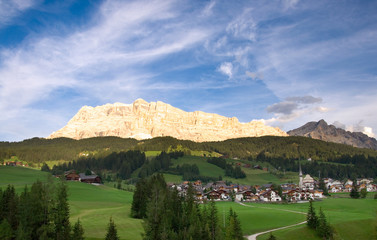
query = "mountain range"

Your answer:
(48, 99), (287, 142)
(288, 119), (377, 150)
(48, 99), (377, 150)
